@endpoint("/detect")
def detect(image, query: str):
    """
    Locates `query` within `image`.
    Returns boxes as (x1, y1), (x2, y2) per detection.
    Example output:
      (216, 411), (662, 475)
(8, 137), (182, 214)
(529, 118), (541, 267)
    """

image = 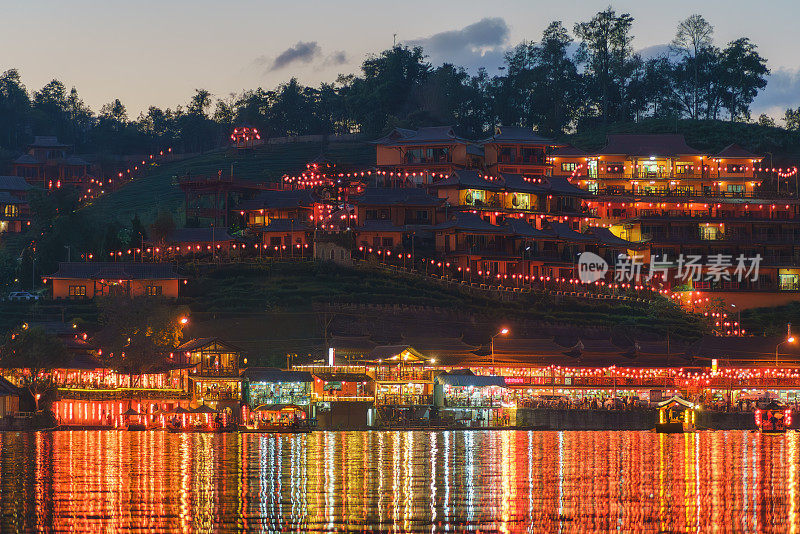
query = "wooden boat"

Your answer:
(239, 425), (312, 434)
(166, 423), (237, 434)
(126, 423), (148, 431)
(755, 401), (792, 434)
(655, 396), (698, 433)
